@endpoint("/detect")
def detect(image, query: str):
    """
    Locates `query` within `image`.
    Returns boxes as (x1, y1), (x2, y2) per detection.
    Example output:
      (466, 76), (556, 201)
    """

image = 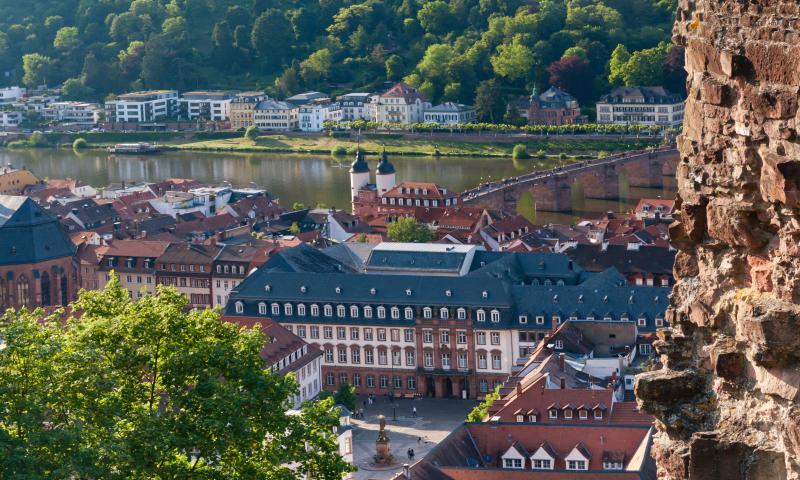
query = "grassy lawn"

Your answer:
(176, 134), (660, 157)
